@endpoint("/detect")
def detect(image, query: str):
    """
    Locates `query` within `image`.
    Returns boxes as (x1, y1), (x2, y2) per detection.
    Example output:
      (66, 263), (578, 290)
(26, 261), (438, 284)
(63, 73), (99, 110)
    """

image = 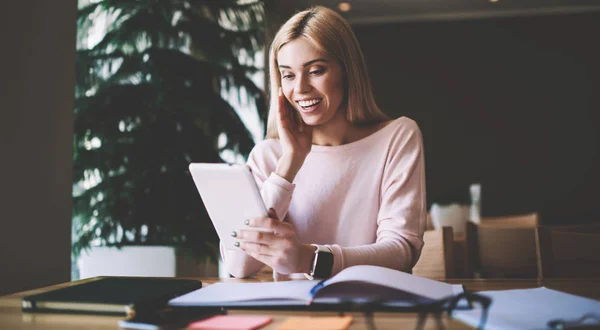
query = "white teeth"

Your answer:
(298, 99), (322, 107)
